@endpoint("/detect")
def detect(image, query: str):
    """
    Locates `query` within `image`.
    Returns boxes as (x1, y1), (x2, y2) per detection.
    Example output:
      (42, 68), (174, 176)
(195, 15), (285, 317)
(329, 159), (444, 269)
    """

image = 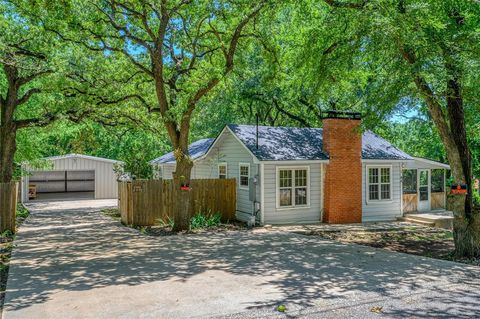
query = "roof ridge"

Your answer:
(228, 123), (324, 130)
